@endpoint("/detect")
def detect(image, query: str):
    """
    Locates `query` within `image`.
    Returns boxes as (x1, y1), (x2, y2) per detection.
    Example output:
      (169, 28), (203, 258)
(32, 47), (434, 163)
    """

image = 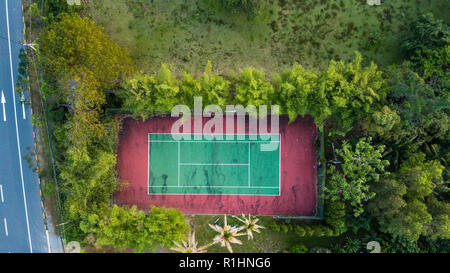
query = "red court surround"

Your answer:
(116, 115), (318, 216)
